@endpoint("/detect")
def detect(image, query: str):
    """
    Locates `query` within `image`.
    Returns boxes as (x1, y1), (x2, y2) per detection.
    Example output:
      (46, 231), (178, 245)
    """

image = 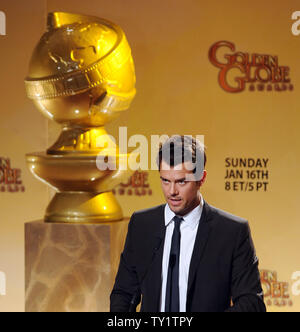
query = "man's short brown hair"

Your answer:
(157, 135), (206, 180)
